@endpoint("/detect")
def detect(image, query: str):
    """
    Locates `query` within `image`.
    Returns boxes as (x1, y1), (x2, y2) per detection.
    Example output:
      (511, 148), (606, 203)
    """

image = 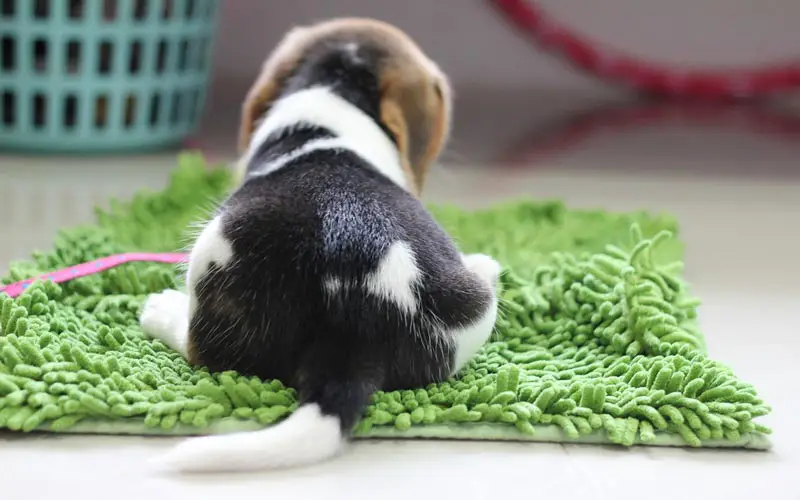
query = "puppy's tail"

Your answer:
(152, 376), (379, 473)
